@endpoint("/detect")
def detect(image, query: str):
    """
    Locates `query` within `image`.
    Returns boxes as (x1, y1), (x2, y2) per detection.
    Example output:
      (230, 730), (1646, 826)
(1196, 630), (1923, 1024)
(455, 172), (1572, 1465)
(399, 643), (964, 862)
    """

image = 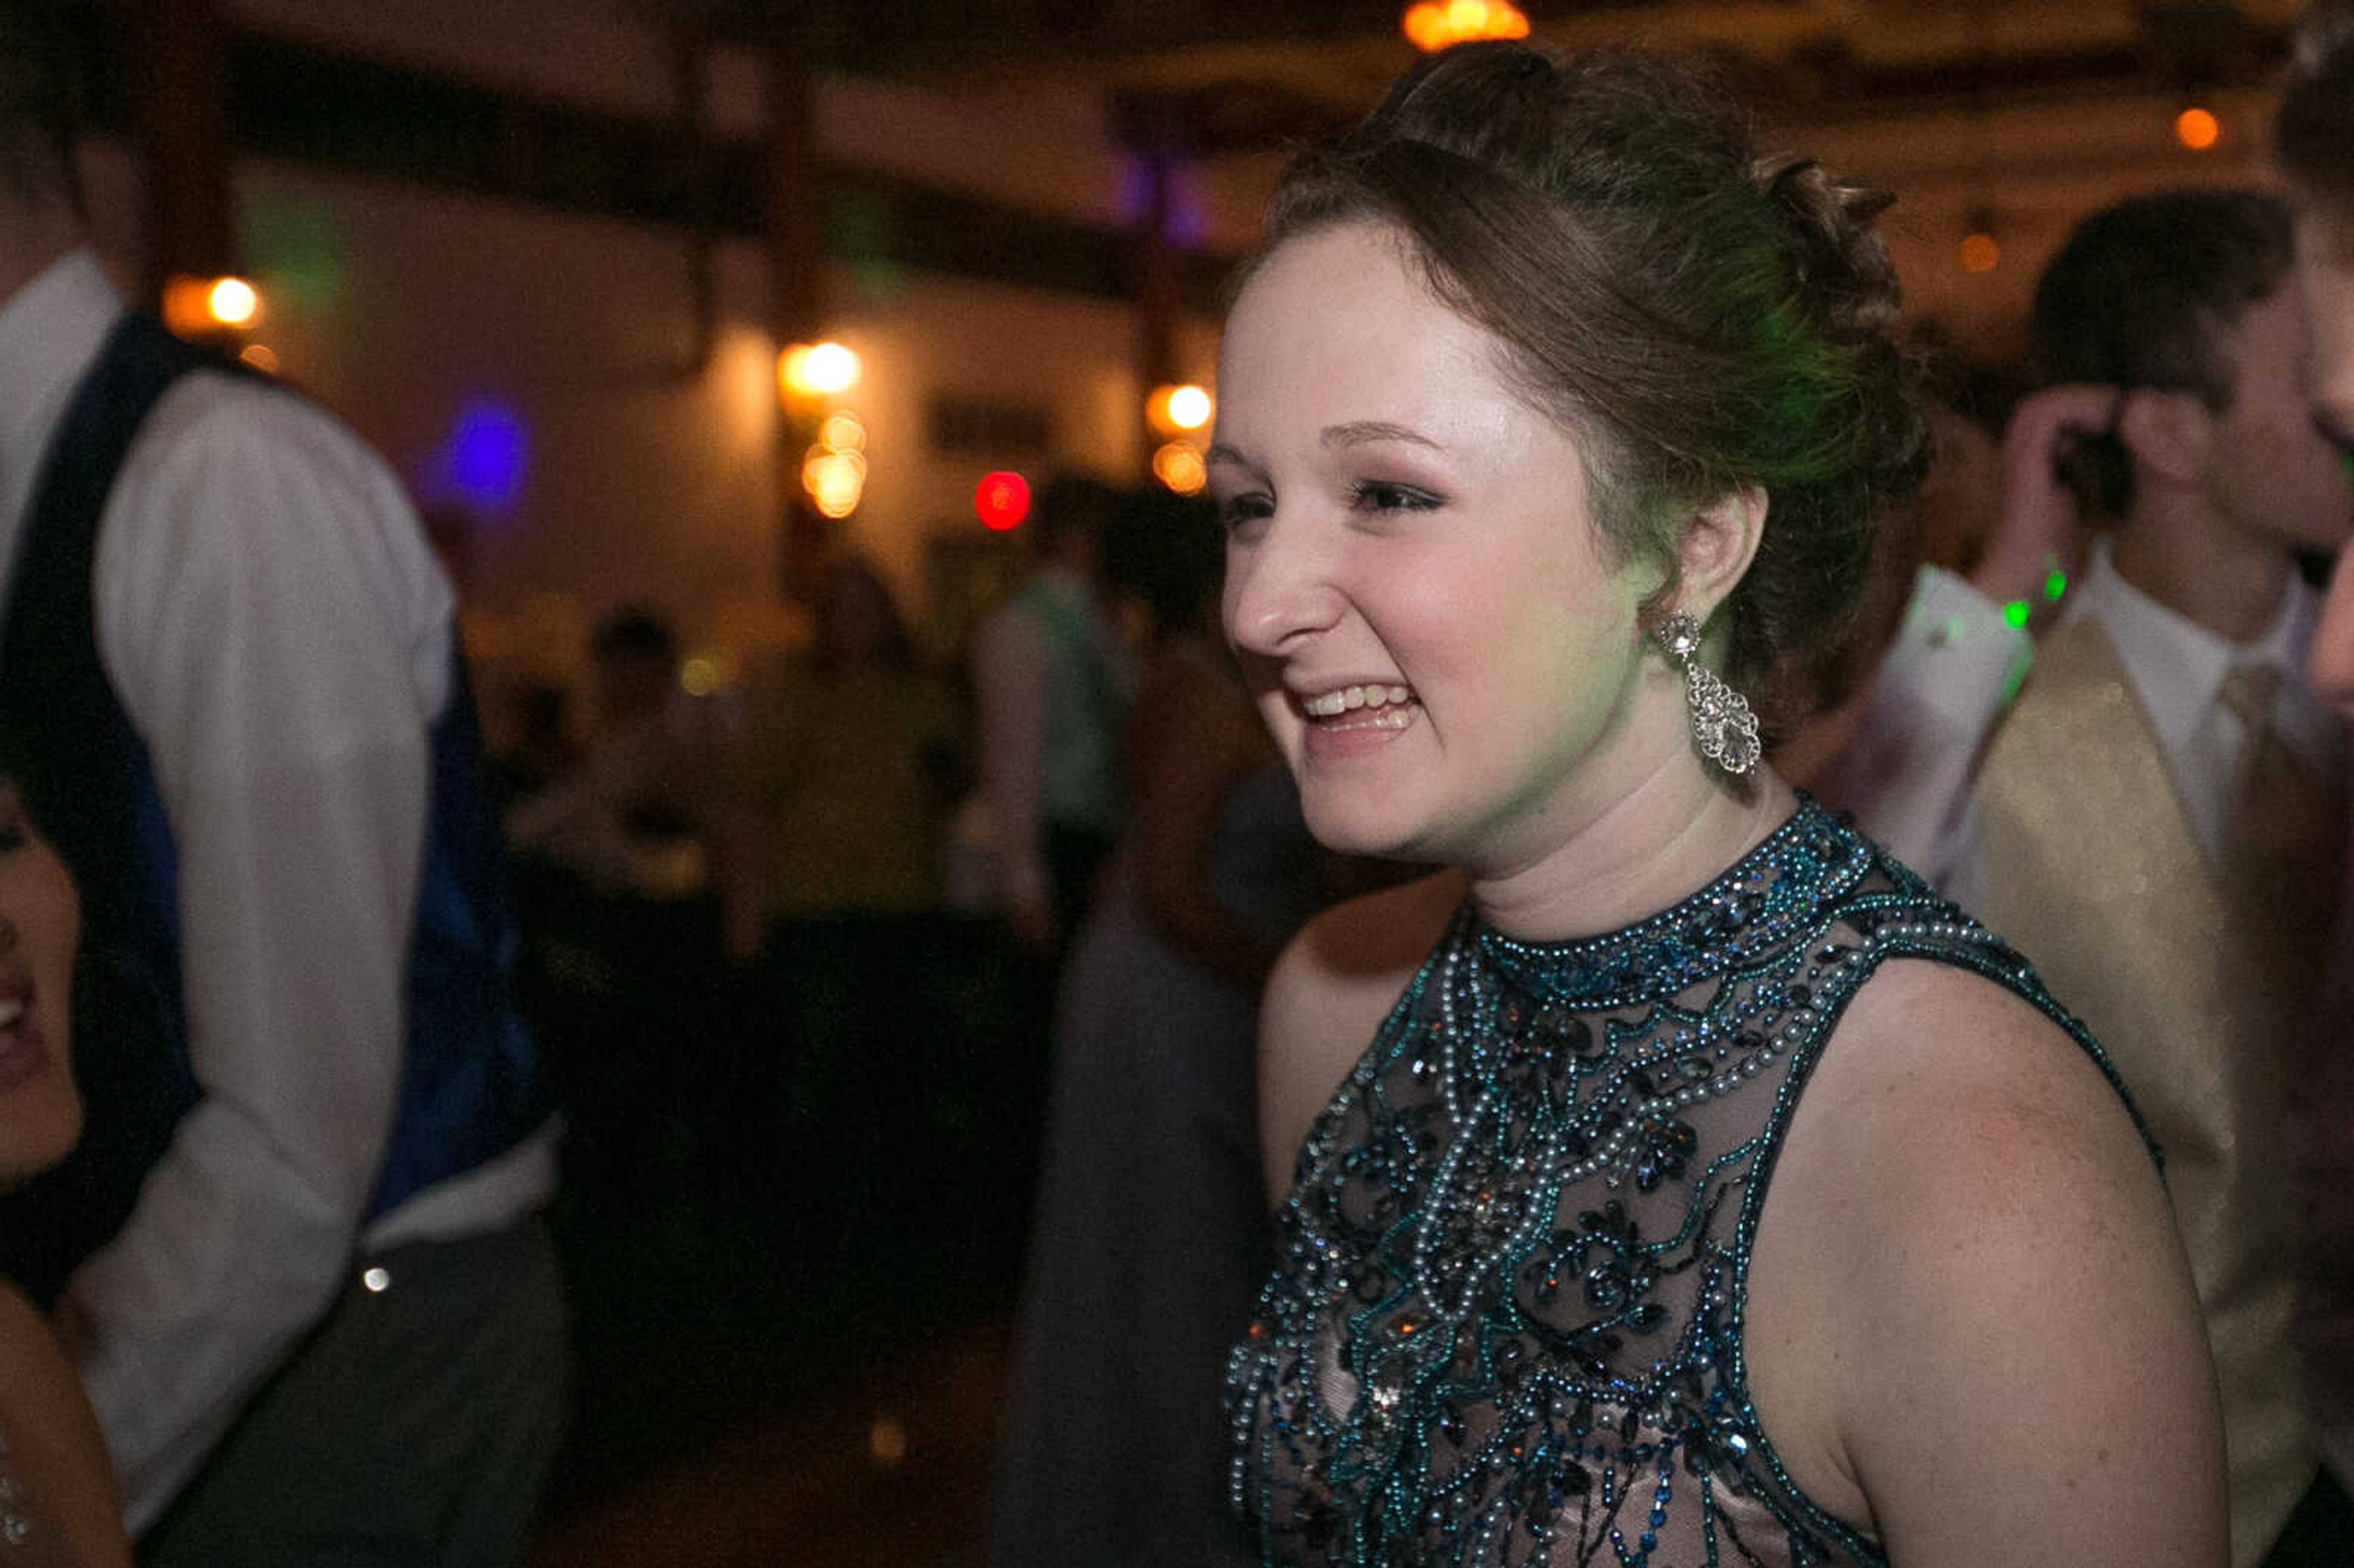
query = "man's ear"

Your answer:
(2114, 387), (2213, 487)
(1670, 486), (1769, 626)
